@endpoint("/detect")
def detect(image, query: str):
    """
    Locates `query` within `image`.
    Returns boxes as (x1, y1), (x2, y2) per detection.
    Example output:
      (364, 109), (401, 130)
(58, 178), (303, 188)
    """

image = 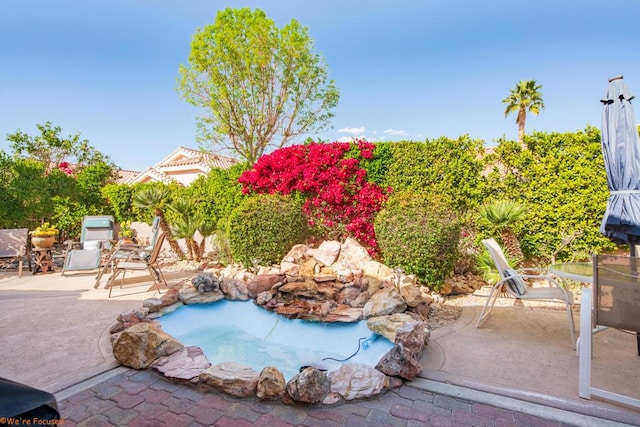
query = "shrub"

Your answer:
(238, 141), (389, 254)
(226, 194), (309, 267)
(374, 192), (461, 290)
